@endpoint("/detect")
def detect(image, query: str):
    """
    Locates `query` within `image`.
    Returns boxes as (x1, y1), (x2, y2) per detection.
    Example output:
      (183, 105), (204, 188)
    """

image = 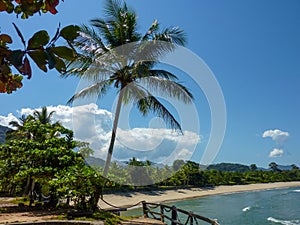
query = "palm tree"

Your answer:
(33, 106), (55, 124)
(65, 0), (193, 176)
(6, 114), (34, 141)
